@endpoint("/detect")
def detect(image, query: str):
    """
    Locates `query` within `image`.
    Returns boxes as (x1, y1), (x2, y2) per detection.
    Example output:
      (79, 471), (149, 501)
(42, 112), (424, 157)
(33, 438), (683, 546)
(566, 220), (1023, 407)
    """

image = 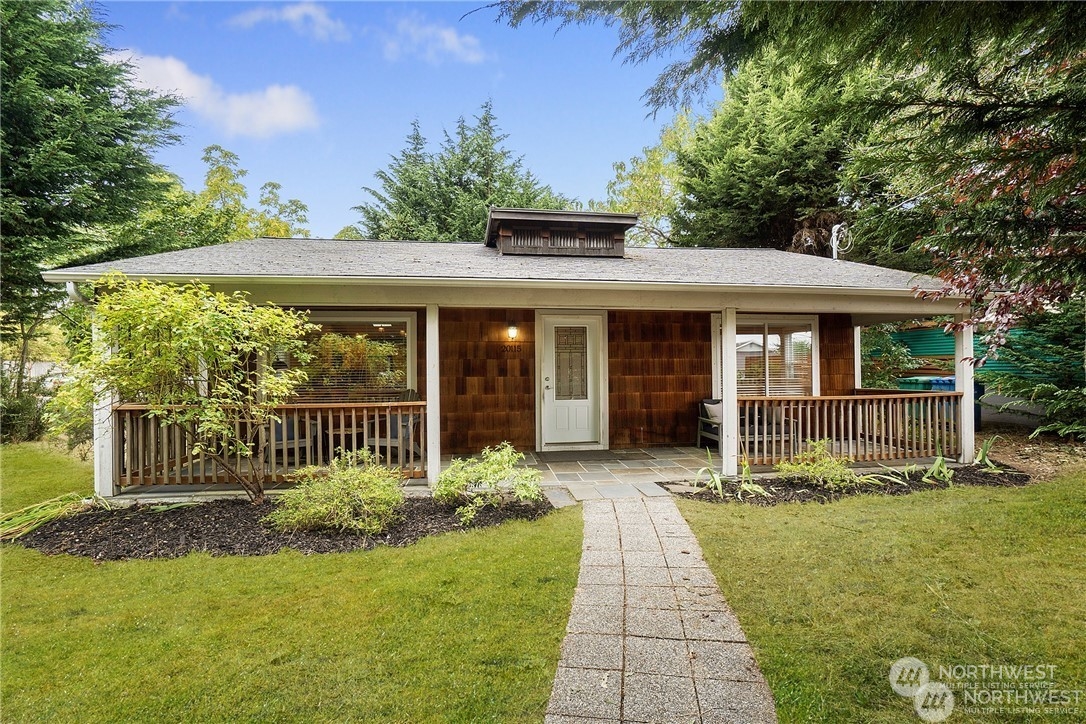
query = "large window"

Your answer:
(288, 312), (417, 402)
(735, 317), (816, 396)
